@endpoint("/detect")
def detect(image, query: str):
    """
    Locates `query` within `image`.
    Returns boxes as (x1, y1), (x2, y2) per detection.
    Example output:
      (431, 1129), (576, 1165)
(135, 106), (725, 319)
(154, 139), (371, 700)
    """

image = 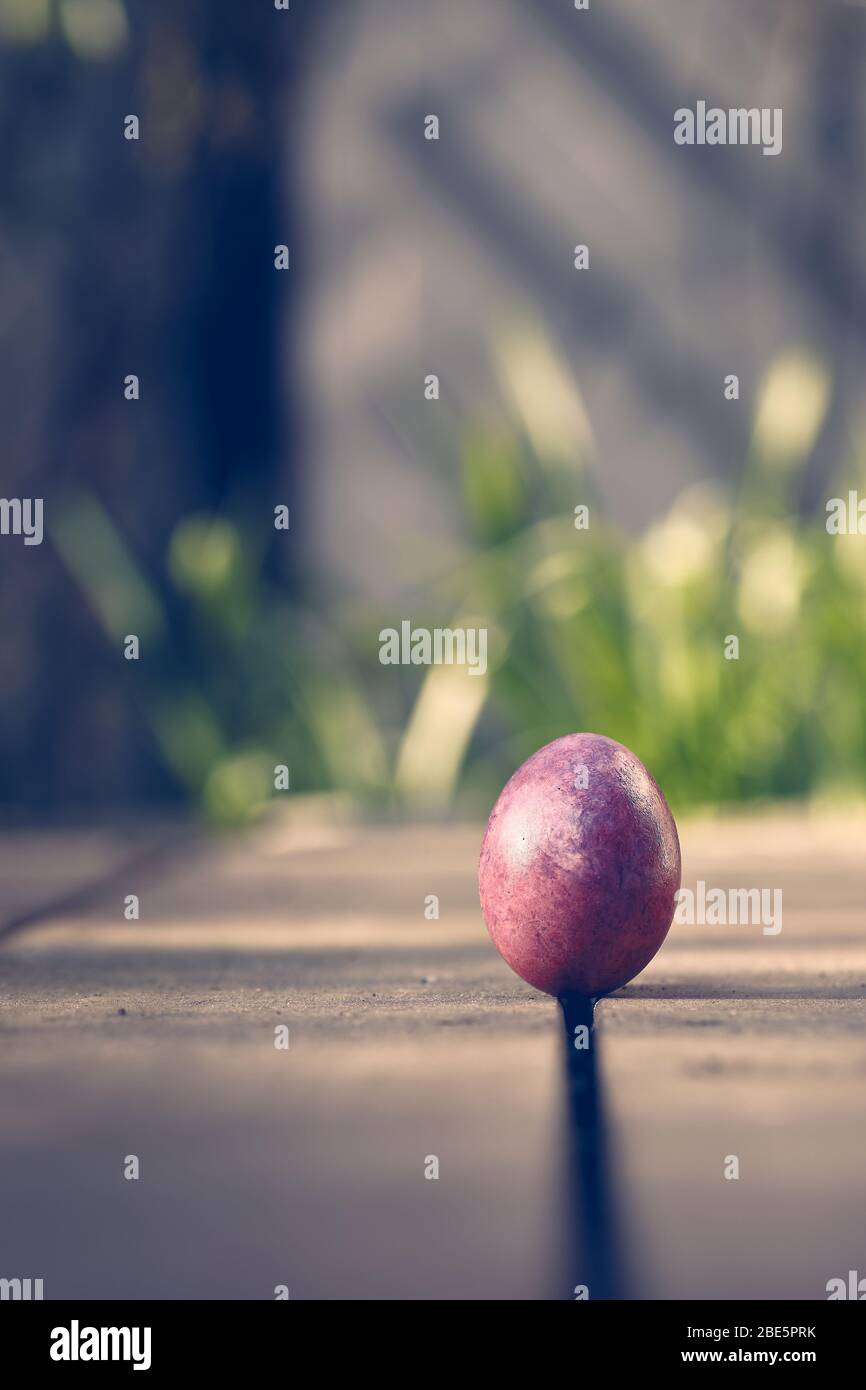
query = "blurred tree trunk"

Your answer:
(803, 4), (866, 509)
(0, 0), (328, 813)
